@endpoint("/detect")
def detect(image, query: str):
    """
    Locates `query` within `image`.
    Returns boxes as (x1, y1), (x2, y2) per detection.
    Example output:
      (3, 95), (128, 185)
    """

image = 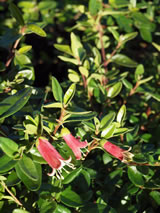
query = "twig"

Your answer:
(5, 37), (21, 68)
(53, 108), (66, 135)
(103, 42), (121, 67)
(1, 181), (23, 206)
(129, 82), (139, 96)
